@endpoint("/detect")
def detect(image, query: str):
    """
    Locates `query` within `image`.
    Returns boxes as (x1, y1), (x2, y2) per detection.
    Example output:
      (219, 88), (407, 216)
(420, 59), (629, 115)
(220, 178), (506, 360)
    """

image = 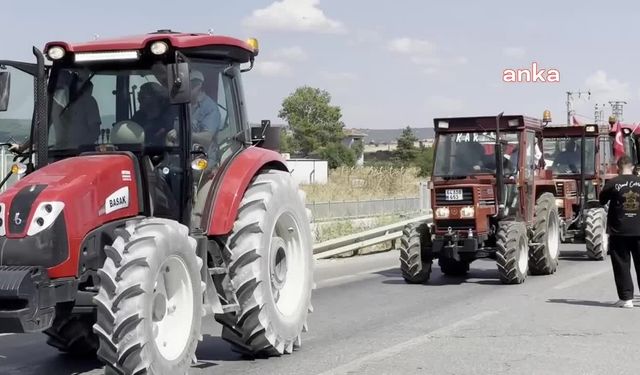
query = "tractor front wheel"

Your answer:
(218, 169), (314, 356)
(585, 208), (608, 260)
(93, 218), (204, 375)
(496, 221), (529, 284)
(44, 303), (98, 356)
(399, 223), (432, 284)
(529, 193), (561, 275)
